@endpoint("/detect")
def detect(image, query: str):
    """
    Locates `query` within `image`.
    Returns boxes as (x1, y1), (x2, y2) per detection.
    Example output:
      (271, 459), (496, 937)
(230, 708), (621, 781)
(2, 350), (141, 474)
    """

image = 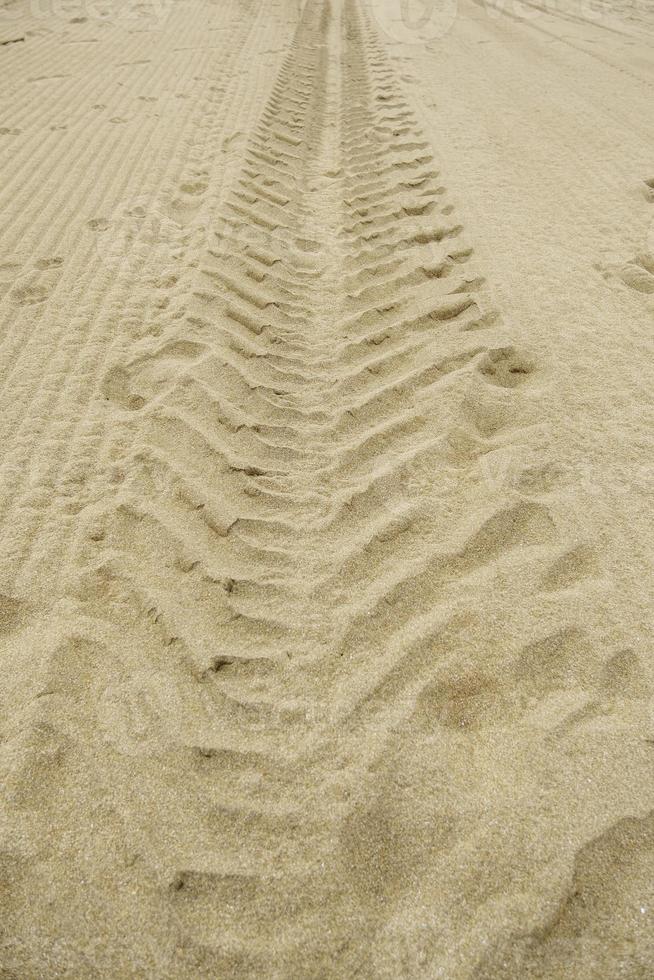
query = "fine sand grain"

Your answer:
(0, 0), (653, 975)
